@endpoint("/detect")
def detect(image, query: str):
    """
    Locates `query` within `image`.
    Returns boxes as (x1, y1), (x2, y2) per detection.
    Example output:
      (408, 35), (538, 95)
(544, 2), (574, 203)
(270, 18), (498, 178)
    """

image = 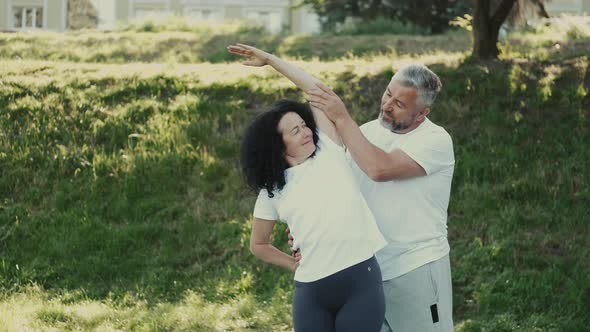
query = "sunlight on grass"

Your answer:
(0, 51), (466, 91)
(117, 16), (265, 35)
(538, 65), (562, 102)
(502, 15), (590, 60)
(0, 284), (293, 331)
